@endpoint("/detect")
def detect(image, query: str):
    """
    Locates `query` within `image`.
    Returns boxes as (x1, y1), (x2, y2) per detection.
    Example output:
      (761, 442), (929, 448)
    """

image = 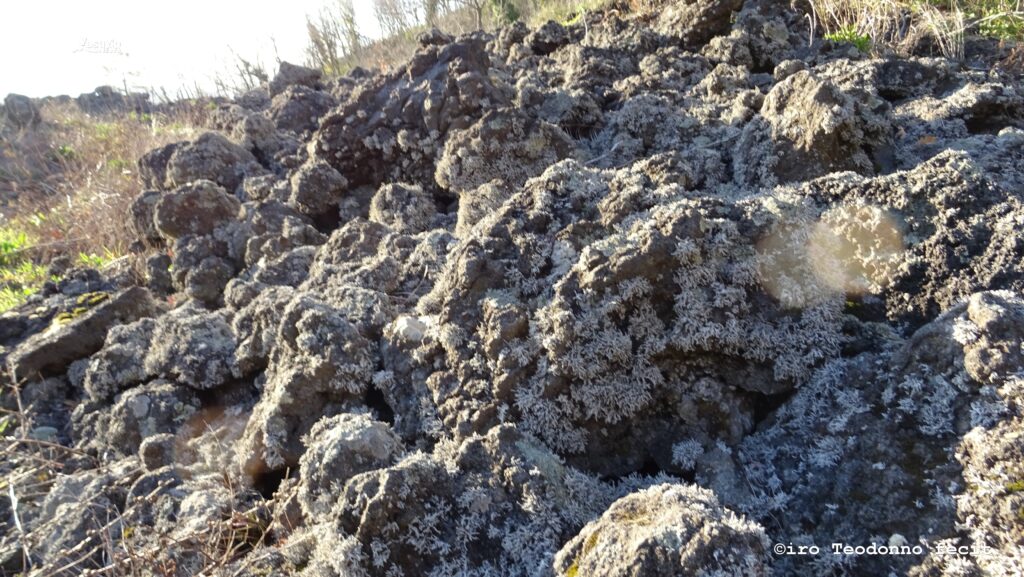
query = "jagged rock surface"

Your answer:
(2, 1), (1024, 576)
